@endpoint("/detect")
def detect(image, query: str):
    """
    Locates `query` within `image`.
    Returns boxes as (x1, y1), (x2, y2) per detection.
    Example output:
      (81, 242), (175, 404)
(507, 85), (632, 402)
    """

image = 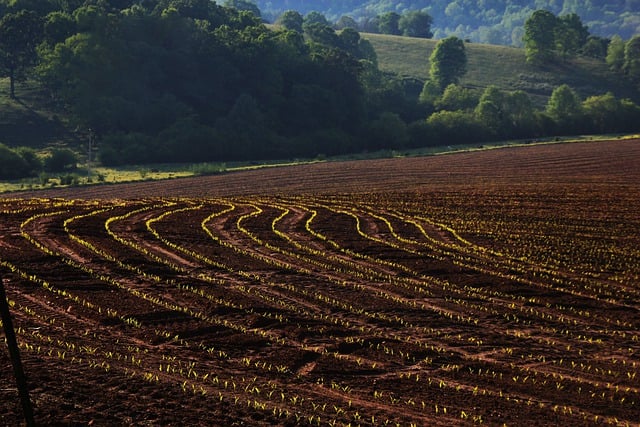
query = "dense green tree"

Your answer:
(426, 110), (488, 145)
(555, 13), (588, 57)
(546, 84), (583, 132)
(338, 28), (360, 54)
(436, 84), (477, 111)
(224, 0), (260, 18)
(505, 90), (536, 136)
(43, 11), (77, 46)
(523, 10), (558, 64)
(0, 143), (29, 179)
(475, 85), (507, 135)
(429, 36), (467, 91)
(378, 12), (401, 35)
(163, 0), (215, 20)
(2, 0), (56, 16)
(303, 11), (330, 27)
(335, 15), (357, 30)
(0, 10), (43, 98)
(73, 4), (110, 33)
(475, 86), (536, 138)
(418, 79), (441, 106)
(14, 146), (42, 175)
(581, 35), (608, 59)
(44, 147), (78, 172)
(275, 10), (303, 32)
(364, 112), (409, 150)
(360, 15), (379, 33)
(304, 22), (339, 47)
(581, 92), (637, 133)
(606, 35), (626, 72)
(623, 36), (640, 83)
(398, 10), (433, 38)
